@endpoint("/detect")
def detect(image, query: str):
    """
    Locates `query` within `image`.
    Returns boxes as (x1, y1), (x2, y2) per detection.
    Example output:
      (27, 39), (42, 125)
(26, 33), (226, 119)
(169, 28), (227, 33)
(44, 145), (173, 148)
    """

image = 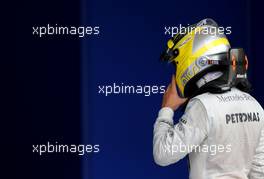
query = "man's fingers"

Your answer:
(165, 84), (171, 93)
(171, 75), (176, 89)
(171, 75), (180, 96)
